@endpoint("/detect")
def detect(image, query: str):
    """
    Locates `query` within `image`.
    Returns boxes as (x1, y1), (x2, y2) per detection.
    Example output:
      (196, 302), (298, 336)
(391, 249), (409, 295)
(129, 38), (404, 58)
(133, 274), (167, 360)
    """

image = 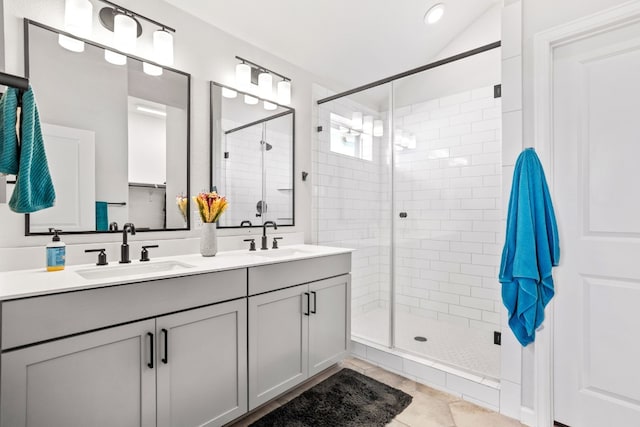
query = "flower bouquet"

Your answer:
(192, 191), (228, 256)
(176, 195), (188, 223)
